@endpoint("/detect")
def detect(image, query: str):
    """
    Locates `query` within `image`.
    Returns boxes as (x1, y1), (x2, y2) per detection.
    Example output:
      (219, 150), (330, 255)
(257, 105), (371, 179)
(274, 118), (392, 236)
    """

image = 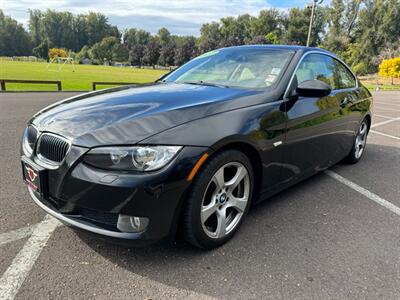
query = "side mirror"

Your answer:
(296, 80), (331, 98)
